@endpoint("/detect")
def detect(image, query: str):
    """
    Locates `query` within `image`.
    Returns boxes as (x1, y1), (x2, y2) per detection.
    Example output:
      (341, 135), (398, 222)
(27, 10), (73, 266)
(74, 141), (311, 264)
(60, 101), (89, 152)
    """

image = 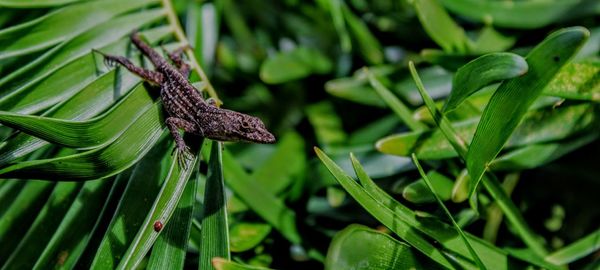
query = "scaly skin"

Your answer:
(97, 32), (275, 165)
